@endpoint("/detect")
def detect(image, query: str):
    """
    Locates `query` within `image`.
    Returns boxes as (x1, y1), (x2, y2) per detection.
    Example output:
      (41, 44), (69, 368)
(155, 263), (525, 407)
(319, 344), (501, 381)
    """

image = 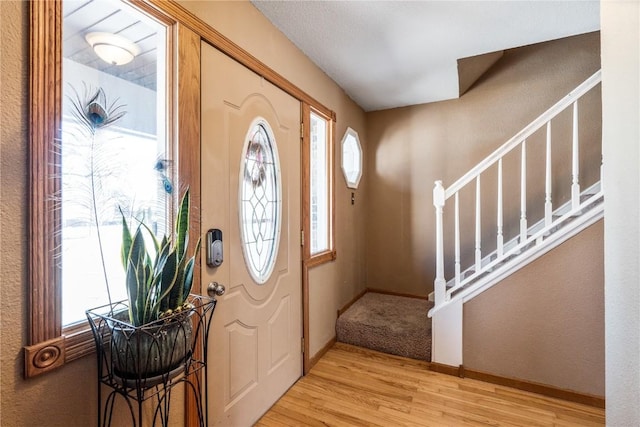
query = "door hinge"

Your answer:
(300, 122), (304, 140)
(301, 229), (304, 246)
(301, 337), (305, 353)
